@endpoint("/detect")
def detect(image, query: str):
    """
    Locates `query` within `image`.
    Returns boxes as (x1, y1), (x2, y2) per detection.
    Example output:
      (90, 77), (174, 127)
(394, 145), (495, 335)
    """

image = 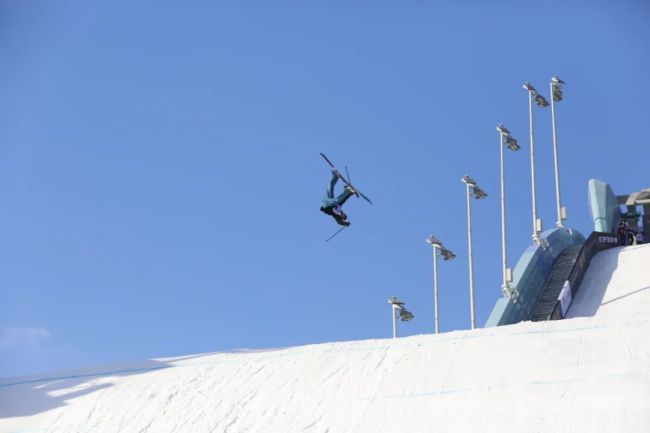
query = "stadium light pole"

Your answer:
(523, 82), (549, 245)
(461, 176), (487, 329)
(496, 124), (520, 298)
(388, 296), (413, 338)
(426, 235), (456, 333)
(550, 75), (566, 228)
